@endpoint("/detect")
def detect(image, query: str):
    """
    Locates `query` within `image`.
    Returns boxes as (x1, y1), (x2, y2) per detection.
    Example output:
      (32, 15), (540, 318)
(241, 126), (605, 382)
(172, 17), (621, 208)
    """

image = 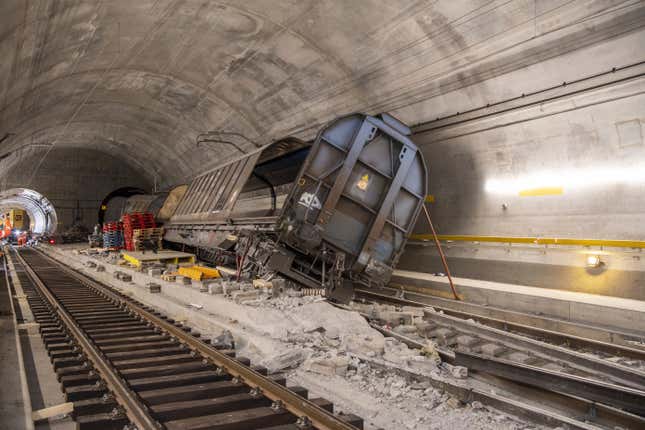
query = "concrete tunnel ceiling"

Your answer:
(0, 188), (58, 234)
(1, 1), (644, 188)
